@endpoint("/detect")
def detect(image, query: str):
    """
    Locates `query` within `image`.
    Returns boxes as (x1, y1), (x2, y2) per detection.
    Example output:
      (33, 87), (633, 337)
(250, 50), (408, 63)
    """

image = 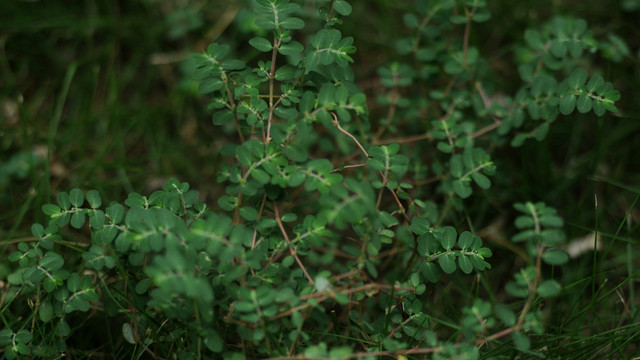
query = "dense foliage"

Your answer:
(1, 0), (638, 359)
